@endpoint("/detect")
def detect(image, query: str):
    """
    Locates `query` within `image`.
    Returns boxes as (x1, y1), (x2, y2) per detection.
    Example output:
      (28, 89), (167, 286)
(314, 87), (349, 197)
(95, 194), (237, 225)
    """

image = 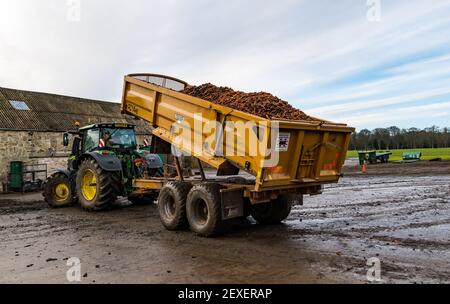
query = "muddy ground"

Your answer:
(0, 160), (449, 284)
